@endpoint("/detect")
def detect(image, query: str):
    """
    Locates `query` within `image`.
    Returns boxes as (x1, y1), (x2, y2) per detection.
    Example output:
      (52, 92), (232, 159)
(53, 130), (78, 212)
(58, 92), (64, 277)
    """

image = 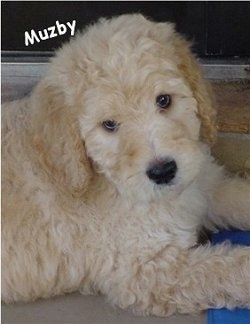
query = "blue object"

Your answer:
(208, 308), (250, 324)
(208, 230), (250, 324)
(211, 230), (250, 246)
